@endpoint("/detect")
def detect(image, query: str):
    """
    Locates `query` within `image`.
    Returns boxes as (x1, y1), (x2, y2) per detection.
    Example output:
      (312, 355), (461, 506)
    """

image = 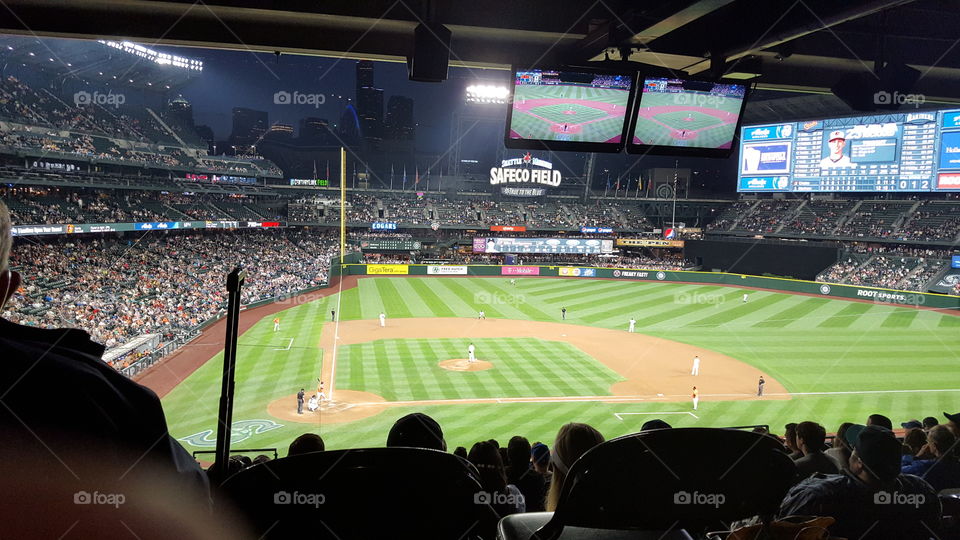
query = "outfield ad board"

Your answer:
(427, 265), (468, 275)
(616, 239), (685, 248)
(558, 267), (597, 277)
(502, 266), (540, 276)
(366, 264), (410, 275)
